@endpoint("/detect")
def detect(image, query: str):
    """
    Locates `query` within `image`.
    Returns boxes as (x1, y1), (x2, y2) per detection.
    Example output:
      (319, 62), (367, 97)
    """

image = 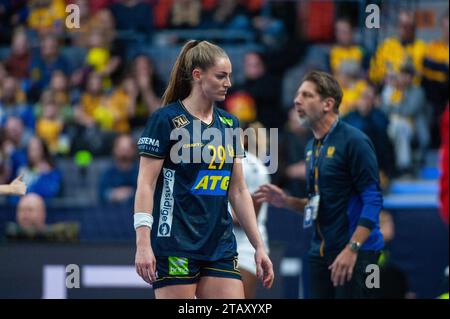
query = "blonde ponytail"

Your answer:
(161, 40), (228, 106)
